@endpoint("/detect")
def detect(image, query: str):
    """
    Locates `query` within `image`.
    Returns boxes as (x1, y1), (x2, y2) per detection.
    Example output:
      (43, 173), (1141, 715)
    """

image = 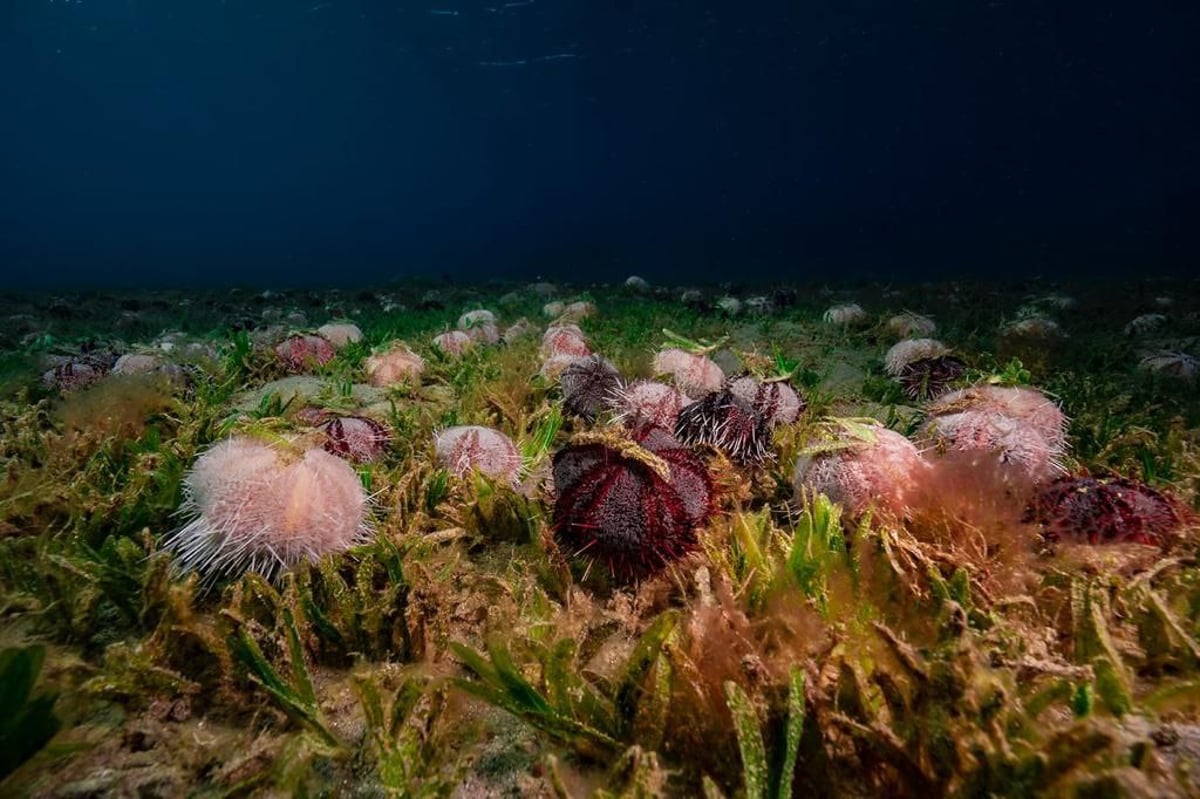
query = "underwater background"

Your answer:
(3, 1), (1200, 798)
(2, 0), (1198, 285)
